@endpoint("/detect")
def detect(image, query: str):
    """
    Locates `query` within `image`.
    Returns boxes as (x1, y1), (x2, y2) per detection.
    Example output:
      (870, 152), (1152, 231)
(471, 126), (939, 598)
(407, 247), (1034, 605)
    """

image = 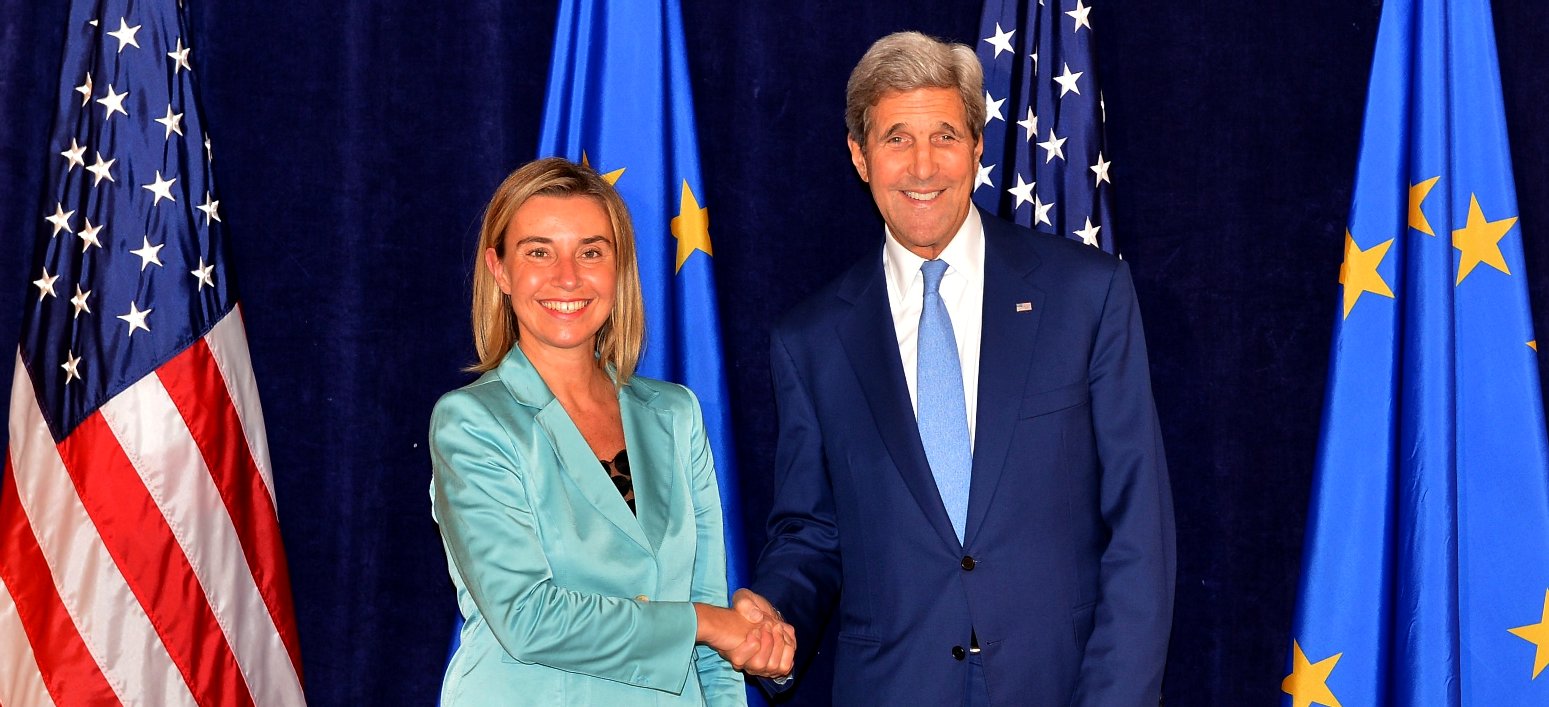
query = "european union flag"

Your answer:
(536, 0), (746, 592)
(1285, 0), (1549, 705)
